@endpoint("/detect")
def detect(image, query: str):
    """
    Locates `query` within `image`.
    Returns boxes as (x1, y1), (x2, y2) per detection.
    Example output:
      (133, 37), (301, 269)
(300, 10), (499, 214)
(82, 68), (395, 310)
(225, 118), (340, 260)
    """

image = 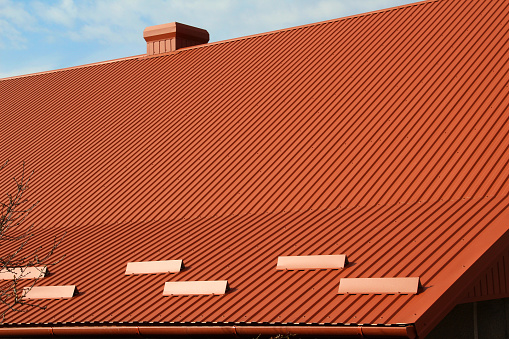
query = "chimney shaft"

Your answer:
(143, 22), (209, 56)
